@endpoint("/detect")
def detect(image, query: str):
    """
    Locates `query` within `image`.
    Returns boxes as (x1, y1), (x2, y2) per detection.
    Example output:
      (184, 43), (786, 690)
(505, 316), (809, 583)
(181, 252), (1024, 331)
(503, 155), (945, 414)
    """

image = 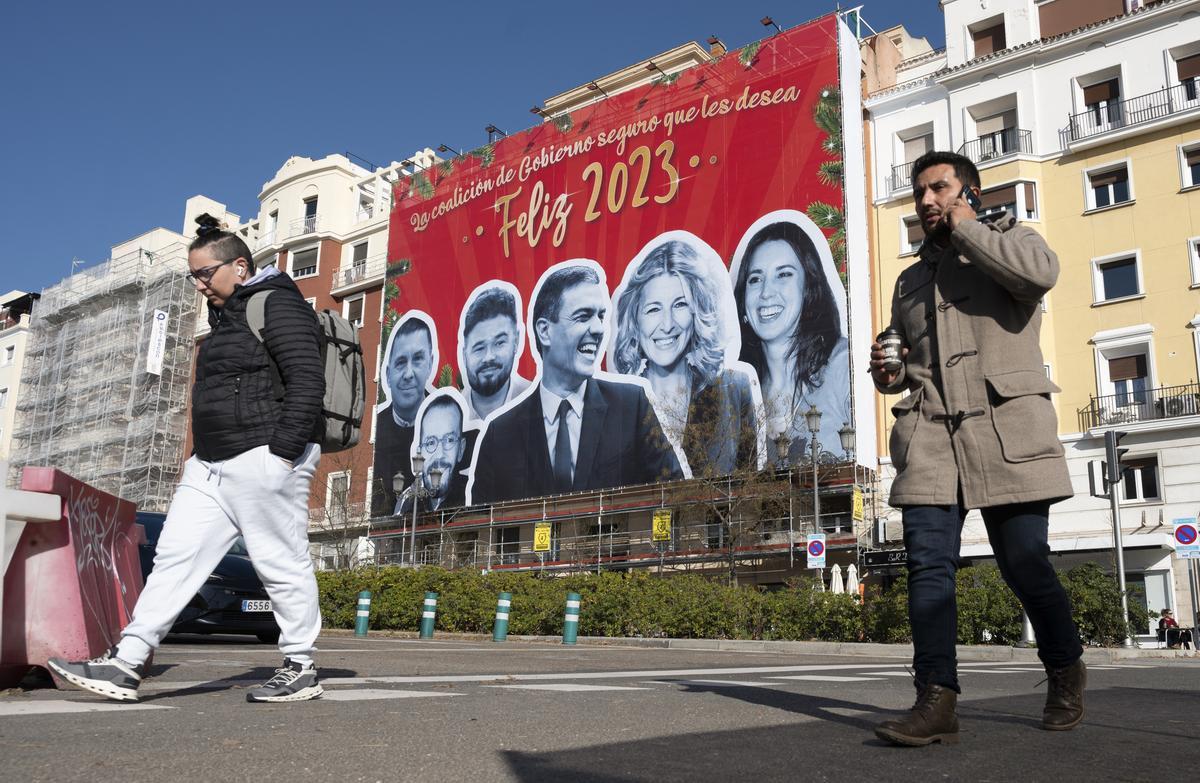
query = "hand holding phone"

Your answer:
(960, 185), (982, 213)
